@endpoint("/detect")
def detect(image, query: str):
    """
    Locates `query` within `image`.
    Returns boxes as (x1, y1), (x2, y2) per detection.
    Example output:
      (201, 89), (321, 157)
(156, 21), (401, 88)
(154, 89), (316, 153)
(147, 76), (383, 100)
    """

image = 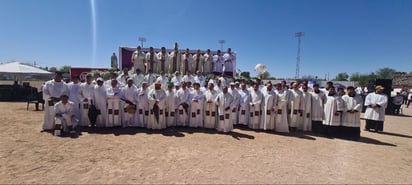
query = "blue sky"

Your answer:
(0, 0), (411, 79)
